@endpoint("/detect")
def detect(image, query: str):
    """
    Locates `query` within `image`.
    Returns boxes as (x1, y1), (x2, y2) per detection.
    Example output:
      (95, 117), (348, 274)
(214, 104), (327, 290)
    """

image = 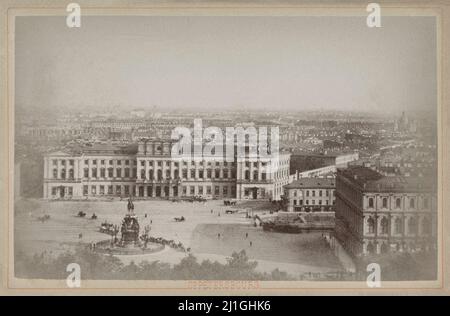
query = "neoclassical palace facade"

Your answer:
(335, 166), (437, 256)
(43, 139), (291, 201)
